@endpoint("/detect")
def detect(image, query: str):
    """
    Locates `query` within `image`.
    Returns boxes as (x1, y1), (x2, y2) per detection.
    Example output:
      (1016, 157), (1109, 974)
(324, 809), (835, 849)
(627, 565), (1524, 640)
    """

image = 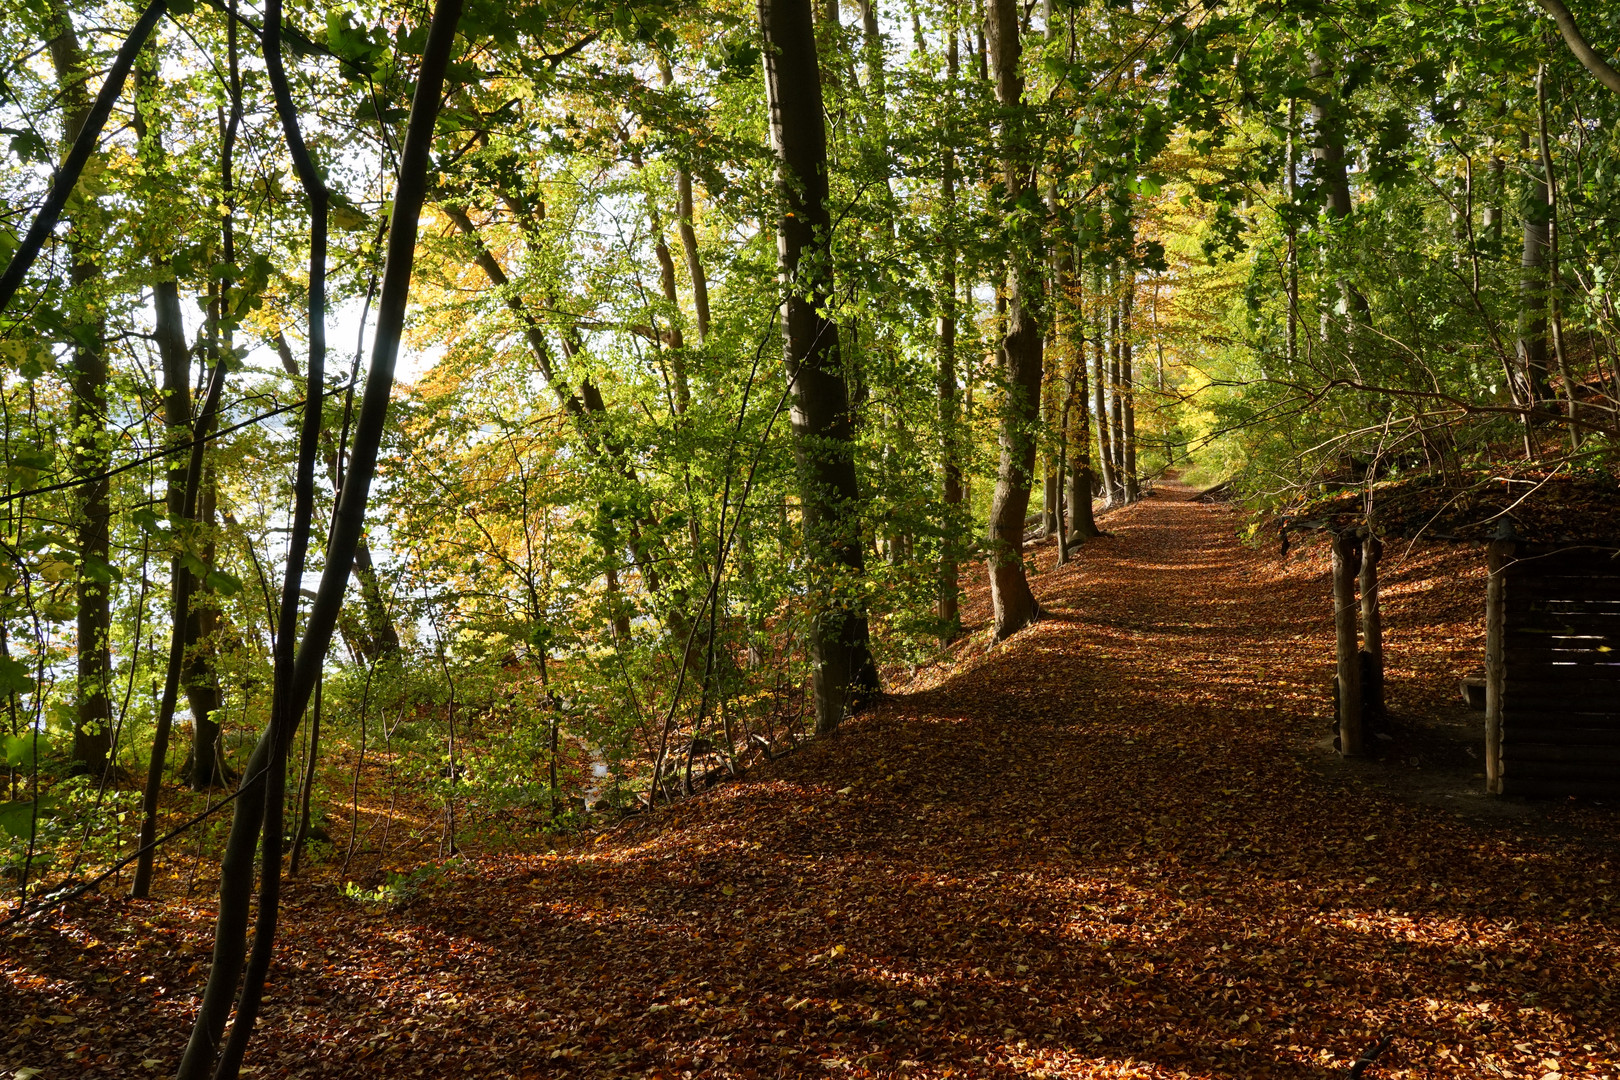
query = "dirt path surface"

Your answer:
(6, 484), (1619, 1079)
